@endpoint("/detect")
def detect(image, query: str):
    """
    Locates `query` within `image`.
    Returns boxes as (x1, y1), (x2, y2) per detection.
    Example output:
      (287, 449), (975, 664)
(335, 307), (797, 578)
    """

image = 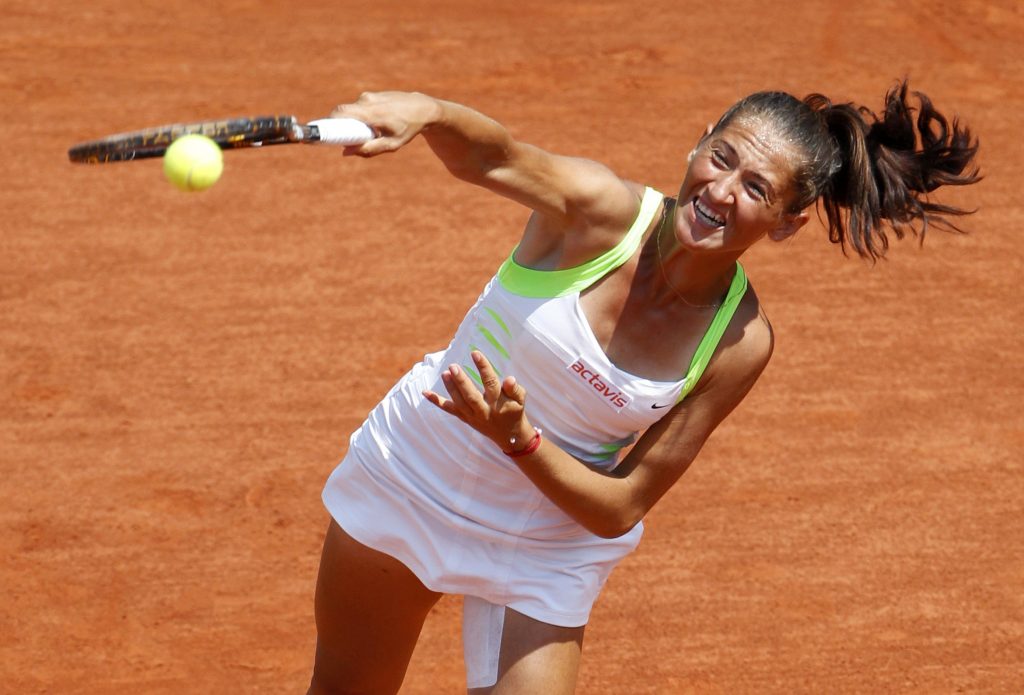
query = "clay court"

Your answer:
(3, 0), (1022, 692)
